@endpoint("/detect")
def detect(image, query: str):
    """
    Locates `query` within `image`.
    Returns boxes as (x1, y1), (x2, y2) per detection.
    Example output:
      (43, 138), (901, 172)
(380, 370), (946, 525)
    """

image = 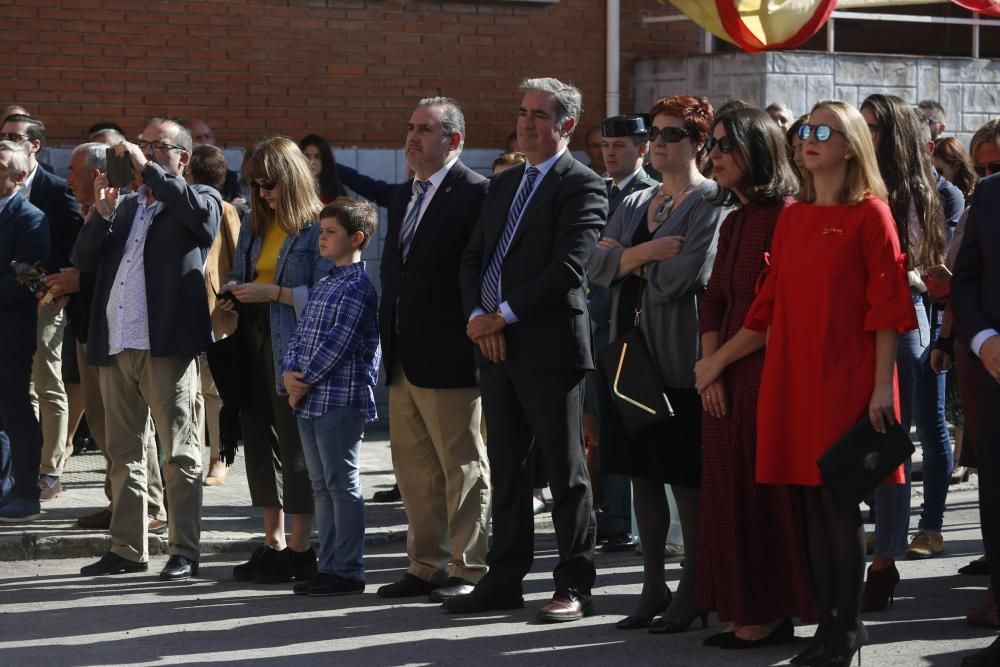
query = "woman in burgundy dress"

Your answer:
(696, 100), (916, 667)
(693, 107), (813, 650)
